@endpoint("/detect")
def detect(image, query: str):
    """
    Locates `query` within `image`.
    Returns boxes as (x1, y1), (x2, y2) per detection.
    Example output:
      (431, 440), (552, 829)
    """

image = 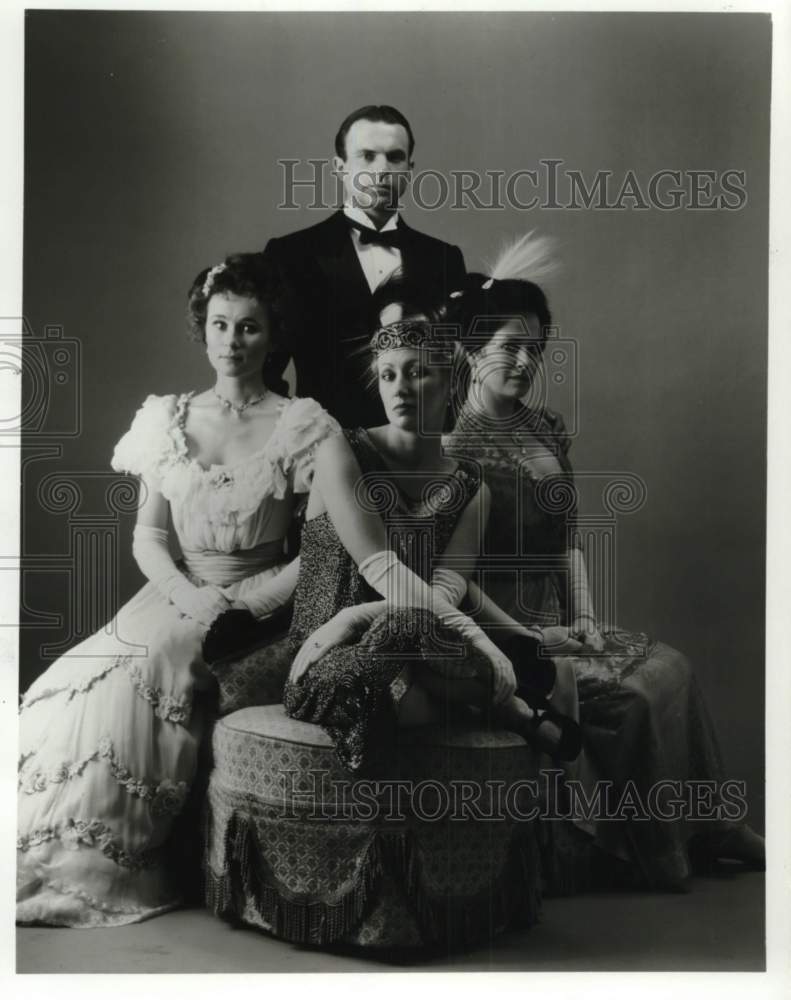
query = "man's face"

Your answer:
(334, 119), (413, 215)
